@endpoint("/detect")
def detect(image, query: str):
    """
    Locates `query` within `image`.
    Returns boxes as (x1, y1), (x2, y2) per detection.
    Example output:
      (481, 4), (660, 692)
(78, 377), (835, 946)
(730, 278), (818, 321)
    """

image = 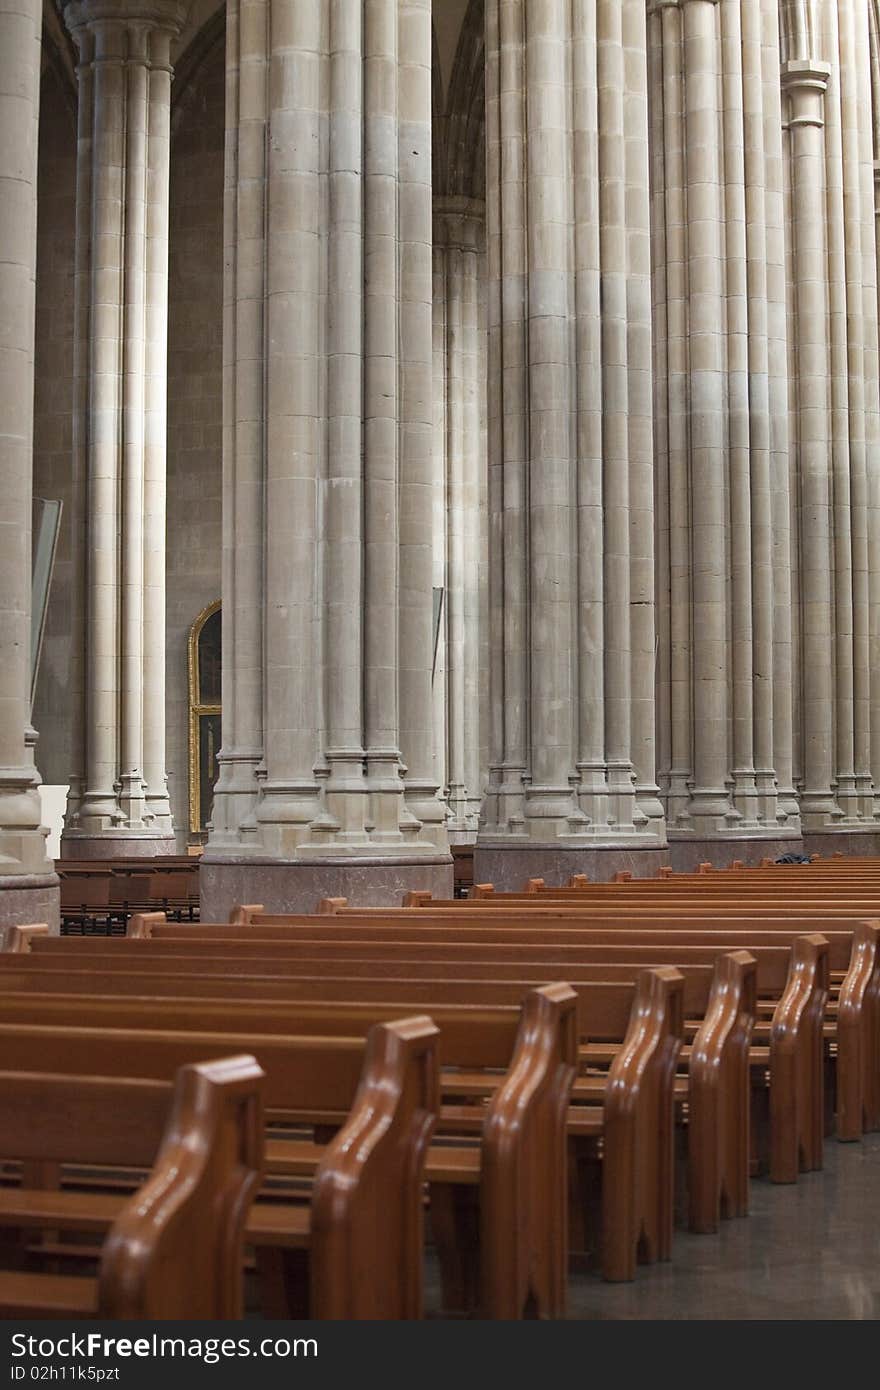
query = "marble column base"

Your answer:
(665, 835), (805, 873)
(473, 842), (670, 890)
(59, 835), (178, 860)
(200, 855), (455, 920)
(0, 873), (60, 947)
(801, 830), (880, 860)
